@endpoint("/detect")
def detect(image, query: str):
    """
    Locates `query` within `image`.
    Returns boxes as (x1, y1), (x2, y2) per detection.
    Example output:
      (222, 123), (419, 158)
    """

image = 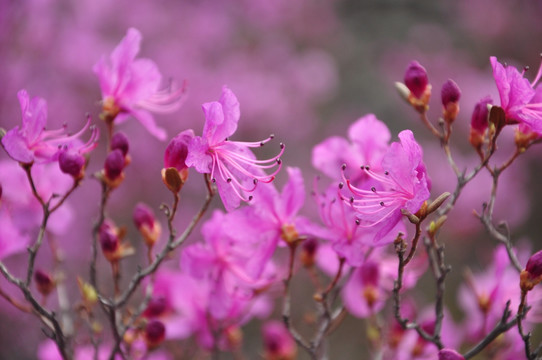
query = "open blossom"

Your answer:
(93, 28), (185, 140)
(490, 55), (542, 133)
(1, 90), (99, 164)
(185, 86), (284, 211)
(342, 130), (430, 241)
(312, 113), (391, 183)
